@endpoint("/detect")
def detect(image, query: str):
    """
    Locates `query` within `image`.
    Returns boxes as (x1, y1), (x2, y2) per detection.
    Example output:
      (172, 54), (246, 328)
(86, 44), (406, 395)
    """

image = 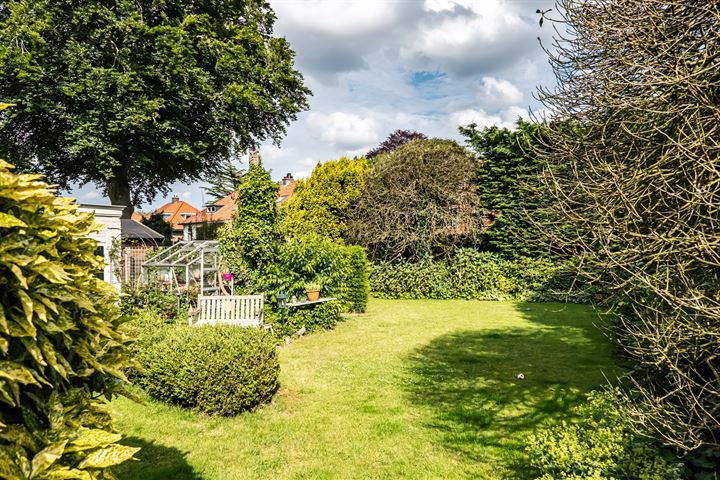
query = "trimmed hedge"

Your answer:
(135, 325), (279, 416)
(269, 300), (342, 338)
(340, 245), (370, 313)
(370, 249), (584, 302)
